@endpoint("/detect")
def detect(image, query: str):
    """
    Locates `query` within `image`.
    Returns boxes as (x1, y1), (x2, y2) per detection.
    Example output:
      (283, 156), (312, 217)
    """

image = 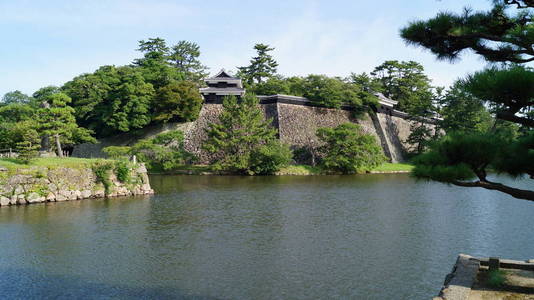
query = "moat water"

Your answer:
(1, 174), (534, 299)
